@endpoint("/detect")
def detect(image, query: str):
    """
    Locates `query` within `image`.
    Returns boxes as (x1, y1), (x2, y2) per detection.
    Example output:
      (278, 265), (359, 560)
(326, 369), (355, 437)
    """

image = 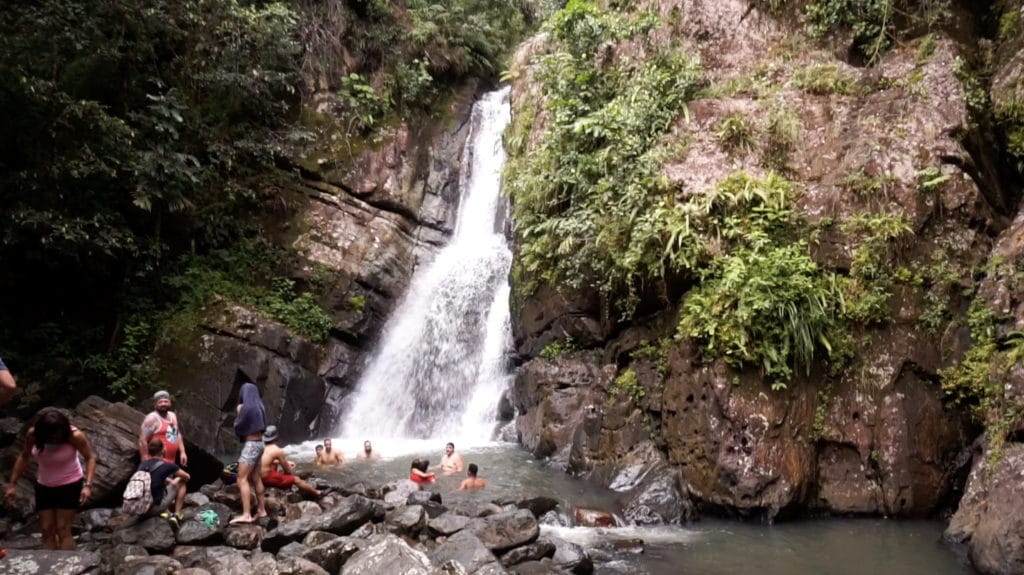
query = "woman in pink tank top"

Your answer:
(4, 410), (97, 550)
